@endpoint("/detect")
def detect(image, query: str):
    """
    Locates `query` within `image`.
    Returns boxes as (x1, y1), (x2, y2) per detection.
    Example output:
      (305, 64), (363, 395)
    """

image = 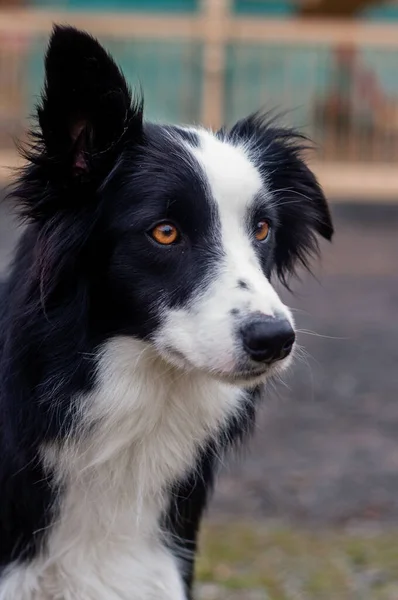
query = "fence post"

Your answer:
(201, 0), (230, 130)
